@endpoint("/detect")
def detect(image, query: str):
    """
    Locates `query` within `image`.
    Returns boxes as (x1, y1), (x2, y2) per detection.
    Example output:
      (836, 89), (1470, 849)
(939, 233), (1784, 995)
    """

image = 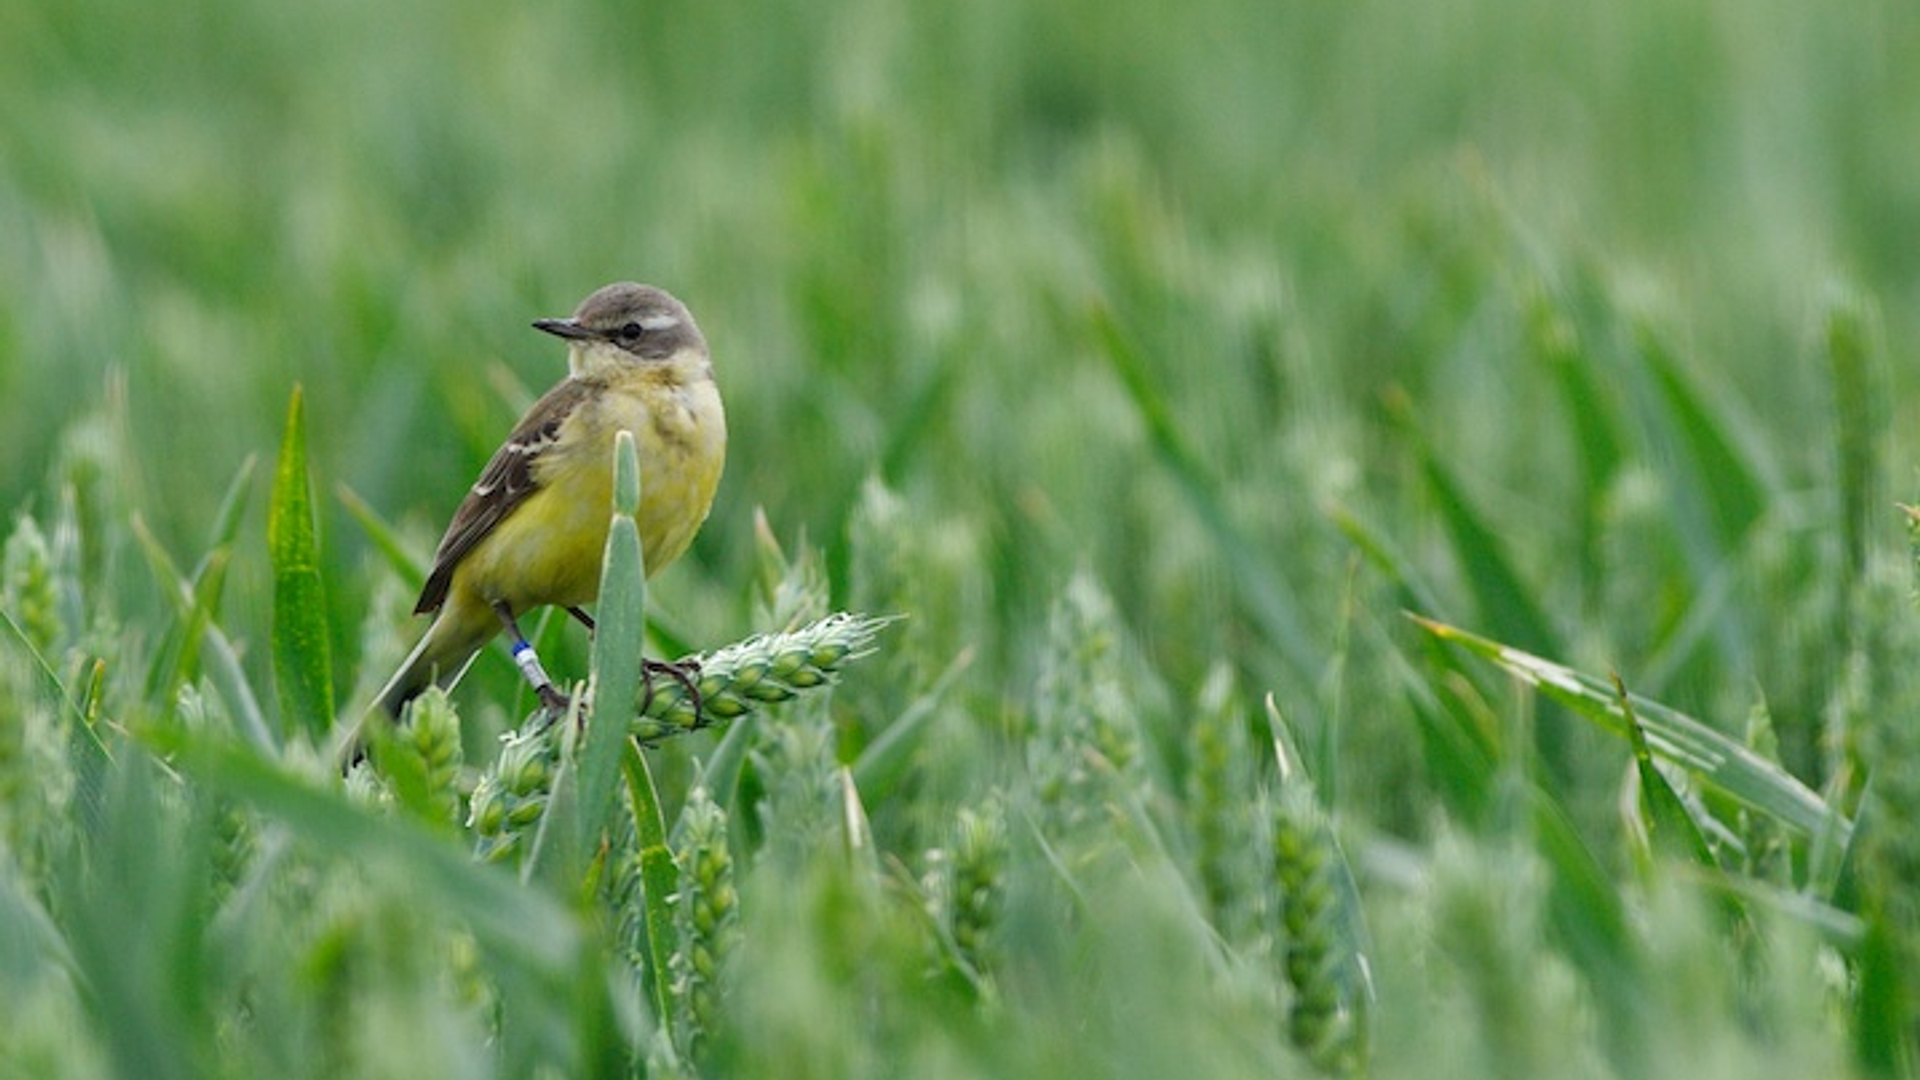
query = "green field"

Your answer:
(3, 0), (1918, 1076)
